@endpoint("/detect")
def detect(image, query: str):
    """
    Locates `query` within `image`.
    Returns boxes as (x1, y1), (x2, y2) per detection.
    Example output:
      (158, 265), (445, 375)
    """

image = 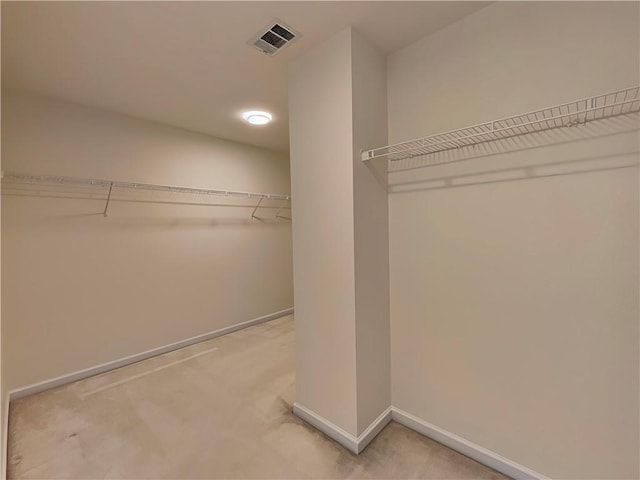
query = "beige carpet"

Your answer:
(8, 315), (507, 479)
